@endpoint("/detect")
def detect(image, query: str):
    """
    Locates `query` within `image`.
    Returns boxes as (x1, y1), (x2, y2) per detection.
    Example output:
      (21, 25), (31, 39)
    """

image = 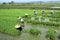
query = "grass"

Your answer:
(0, 9), (60, 36)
